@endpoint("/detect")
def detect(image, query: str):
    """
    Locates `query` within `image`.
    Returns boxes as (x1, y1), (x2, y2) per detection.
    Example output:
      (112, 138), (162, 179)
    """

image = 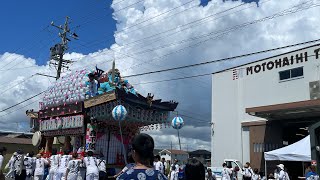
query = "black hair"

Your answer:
(87, 151), (94, 157)
(154, 155), (160, 160)
(127, 153), (135, 164)
(132, 133), (154, 166)
(17, 149), (24, 154)
(184, 158), (205, 180)
(51, 148), (57, 155)
(172, 166), (176, 171)
(0, 147), (6, 155)
(222, 163), (227, 167)
(254, 168), (259, 174)
(64, 149), (70, 155)
(28, 152), (34, 157)
(88, 73), (94, 78)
